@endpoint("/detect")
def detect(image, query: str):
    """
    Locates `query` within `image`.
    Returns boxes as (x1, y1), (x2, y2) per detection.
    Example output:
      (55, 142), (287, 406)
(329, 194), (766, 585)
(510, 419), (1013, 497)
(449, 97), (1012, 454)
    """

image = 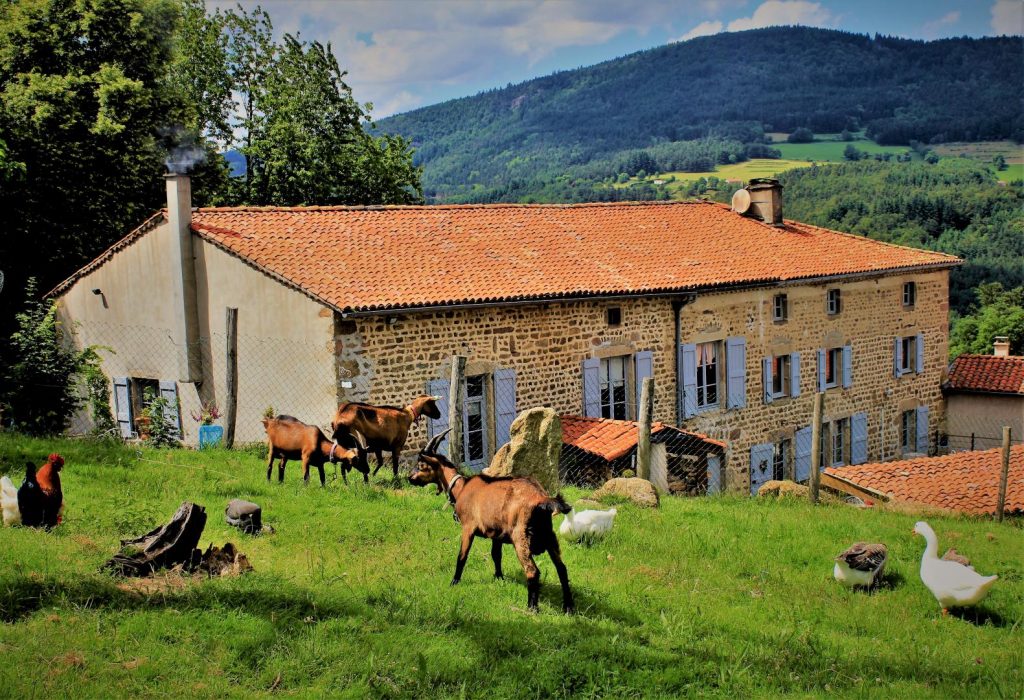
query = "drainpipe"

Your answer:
(166, 173), (203, 383)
